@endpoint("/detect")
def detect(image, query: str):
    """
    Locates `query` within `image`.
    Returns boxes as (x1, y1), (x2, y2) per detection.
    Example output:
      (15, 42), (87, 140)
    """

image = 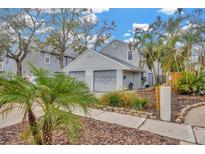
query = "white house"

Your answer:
(62, 40), (153, 92)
